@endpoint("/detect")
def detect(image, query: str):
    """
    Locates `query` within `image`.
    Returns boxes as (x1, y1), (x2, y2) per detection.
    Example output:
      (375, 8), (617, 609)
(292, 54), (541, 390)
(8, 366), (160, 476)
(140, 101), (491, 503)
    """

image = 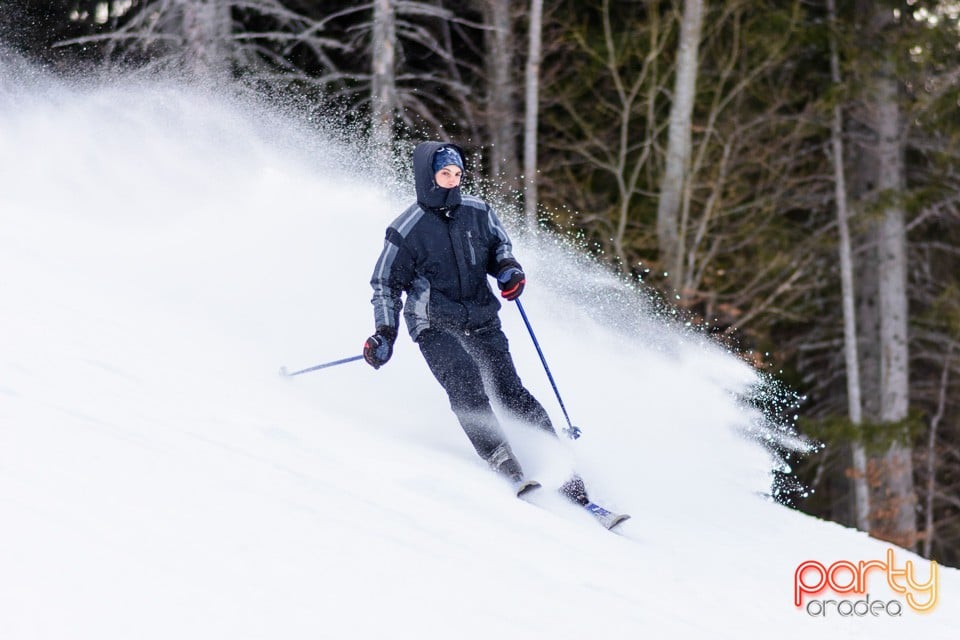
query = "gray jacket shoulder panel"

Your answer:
(389, 205), (426, 239)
